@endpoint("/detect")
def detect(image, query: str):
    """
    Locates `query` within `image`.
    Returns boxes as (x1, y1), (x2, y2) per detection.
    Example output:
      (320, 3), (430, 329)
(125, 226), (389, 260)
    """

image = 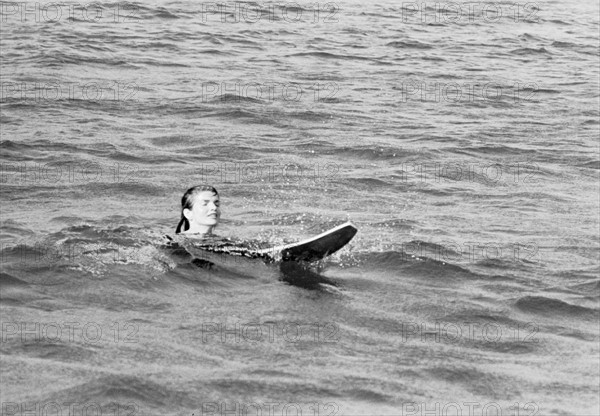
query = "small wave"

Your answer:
(386, 40), (433, 49)
(475, 257), (535, 271)
(1, 139), (71, 152)
(353, 250), (483, 280)
(427, 367), (504, 397)
(1, 225), (177, 283)
(472, 339), (537, 354)
(154, 8), (181, 19)
(196, 49), (232, 55)
(518, 33), (542, 41)
(0, 272), (30, 287)
(342, 27), (368, 35)
(515, 296), (599, 320)
(321, 145), (405, 161)
(123, 3), (183, 21)
(547, 326), (598, 342)
(369, 219), (417, 232)
(347, 177), (392, 187)
(287, 51), (376, 61)
(0, 242), (57, 268)
(137, 58), (189, 67)
(453, 144), (539, 156)
(405, 240), (461, 258)
(551, 41), (577, 48)
(533, 88), (561, 94)
(39, 375), (197, 411)
(0, 220), (34, 240)
(577, 160), (600, 170)
(342, 388), (392, 402)
(568, 280), (600, 293)
(205, 93), (263, 104)
(510, 47), (551, 55)
(219, 35), (263, 48)
(2, 341), (96, 362)
(421, 55), (446, 61)
(28, 51), (135, 68)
